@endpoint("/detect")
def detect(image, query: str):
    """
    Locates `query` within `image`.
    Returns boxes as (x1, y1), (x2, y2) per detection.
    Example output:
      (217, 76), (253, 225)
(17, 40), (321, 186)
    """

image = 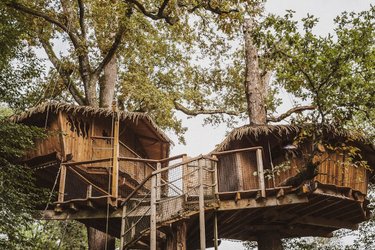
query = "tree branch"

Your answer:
(267, 105), (316, 123)
(39, 37), (86, 105)
(174, 101), (240, 116)
(77, 0), (86, 38)
(127, 0), (176, 25)
(206, 0), (239, 15)
(7, 2), (68, 33)
(93, 25), (126, 76)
